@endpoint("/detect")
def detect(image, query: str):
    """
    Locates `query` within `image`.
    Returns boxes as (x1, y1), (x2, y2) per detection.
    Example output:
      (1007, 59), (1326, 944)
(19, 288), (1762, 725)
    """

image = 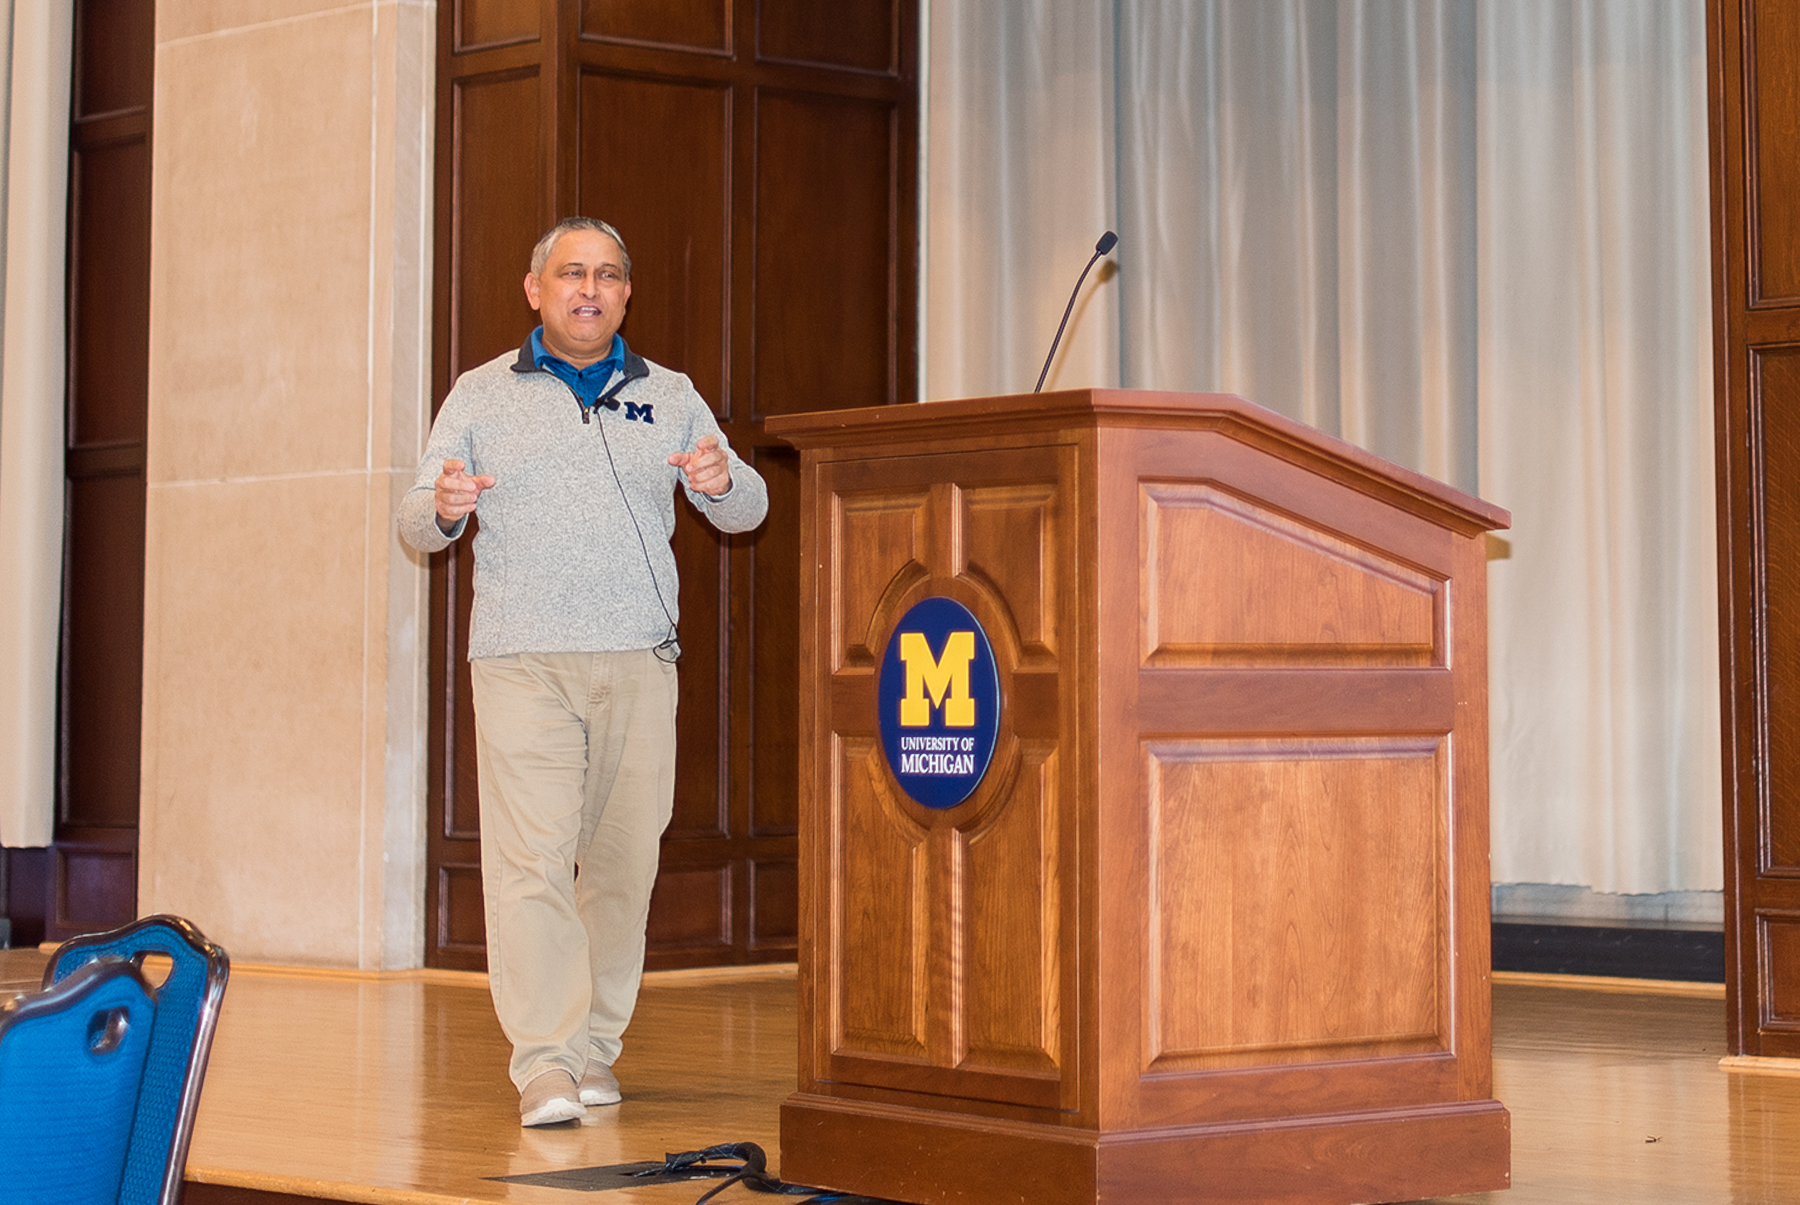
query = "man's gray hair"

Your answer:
(530, 217), (631, 279)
